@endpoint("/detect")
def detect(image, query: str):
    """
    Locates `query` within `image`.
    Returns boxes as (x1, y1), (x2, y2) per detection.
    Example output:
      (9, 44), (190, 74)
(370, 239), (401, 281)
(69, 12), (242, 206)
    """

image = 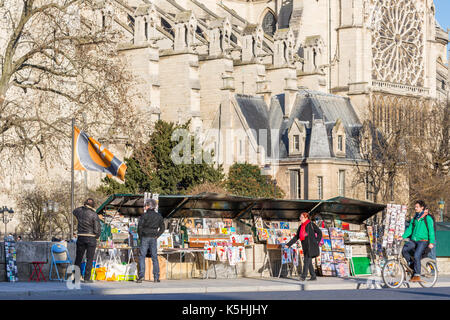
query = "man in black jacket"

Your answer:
(137, 199), (165, 283)
(73, 198), (101, 283)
